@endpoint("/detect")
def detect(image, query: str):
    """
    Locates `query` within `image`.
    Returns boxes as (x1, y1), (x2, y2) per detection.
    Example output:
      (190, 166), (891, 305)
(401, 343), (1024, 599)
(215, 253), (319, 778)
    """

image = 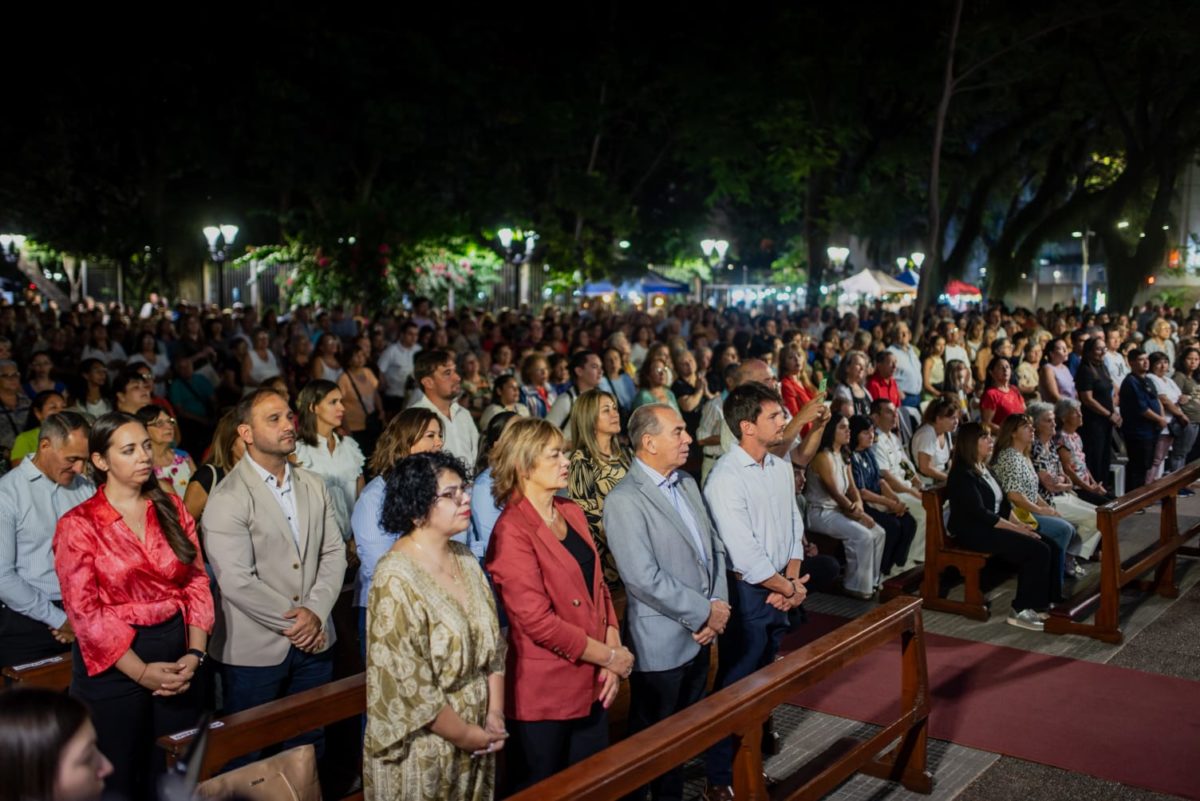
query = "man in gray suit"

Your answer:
(605, 403), (730, 801)
(203, 388), (347, 760)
